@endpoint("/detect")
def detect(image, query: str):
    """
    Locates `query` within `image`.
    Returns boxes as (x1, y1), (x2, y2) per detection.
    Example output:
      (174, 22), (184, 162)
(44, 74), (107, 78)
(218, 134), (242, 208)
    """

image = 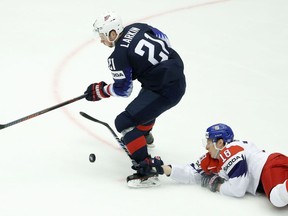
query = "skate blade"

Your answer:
(127, 176), (160, 188)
